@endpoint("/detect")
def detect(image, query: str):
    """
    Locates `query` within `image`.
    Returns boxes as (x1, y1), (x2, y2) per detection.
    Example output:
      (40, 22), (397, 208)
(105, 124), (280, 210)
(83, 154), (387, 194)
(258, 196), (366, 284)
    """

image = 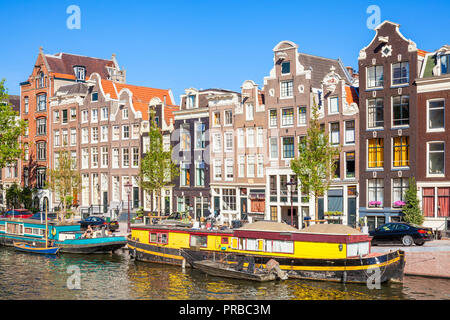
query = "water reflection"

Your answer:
(0, 247), (448, 300)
